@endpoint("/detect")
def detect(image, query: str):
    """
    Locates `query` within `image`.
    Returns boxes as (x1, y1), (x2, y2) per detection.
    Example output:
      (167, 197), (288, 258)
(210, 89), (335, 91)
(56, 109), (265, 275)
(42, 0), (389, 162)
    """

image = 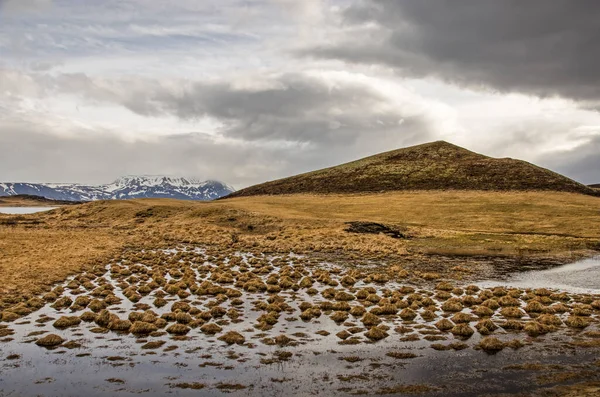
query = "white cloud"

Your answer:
(0, 0), (598, 186)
